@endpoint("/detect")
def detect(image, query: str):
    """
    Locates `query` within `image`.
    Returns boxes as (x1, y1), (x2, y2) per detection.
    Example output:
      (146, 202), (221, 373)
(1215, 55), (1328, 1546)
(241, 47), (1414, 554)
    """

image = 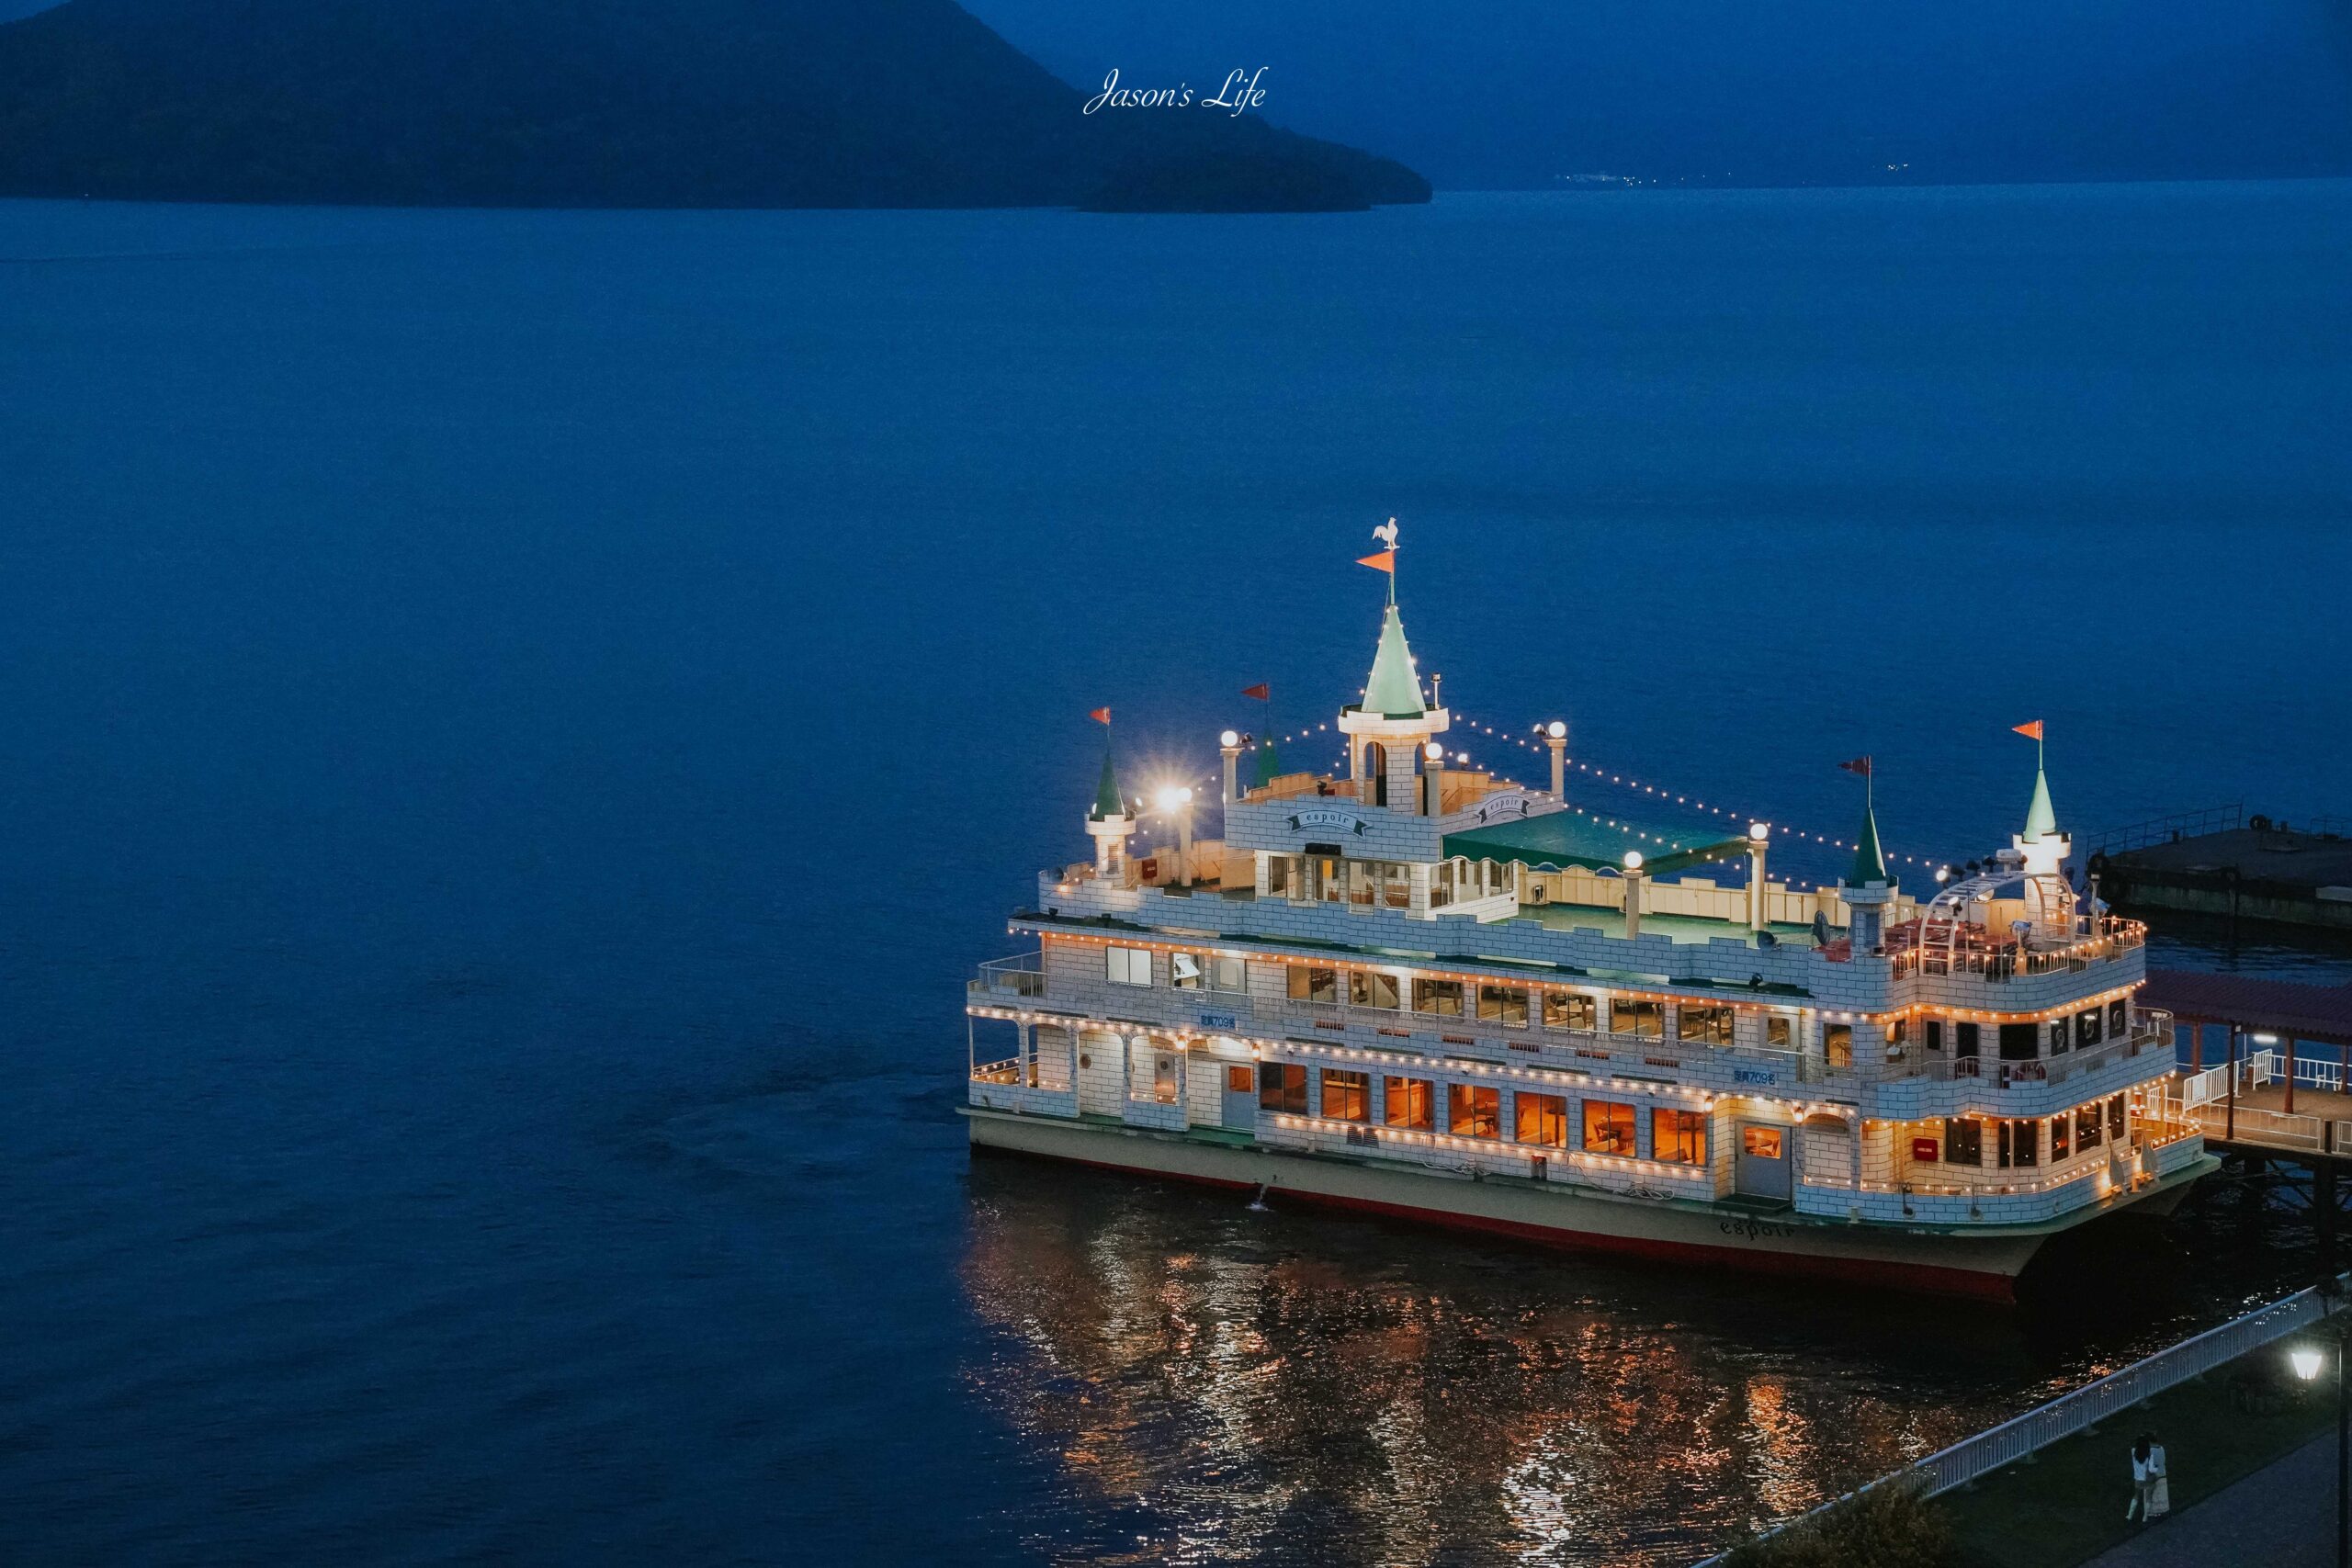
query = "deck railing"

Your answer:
(968, 952), (1046, 998)
(1695, 1273), (2346, 1565)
